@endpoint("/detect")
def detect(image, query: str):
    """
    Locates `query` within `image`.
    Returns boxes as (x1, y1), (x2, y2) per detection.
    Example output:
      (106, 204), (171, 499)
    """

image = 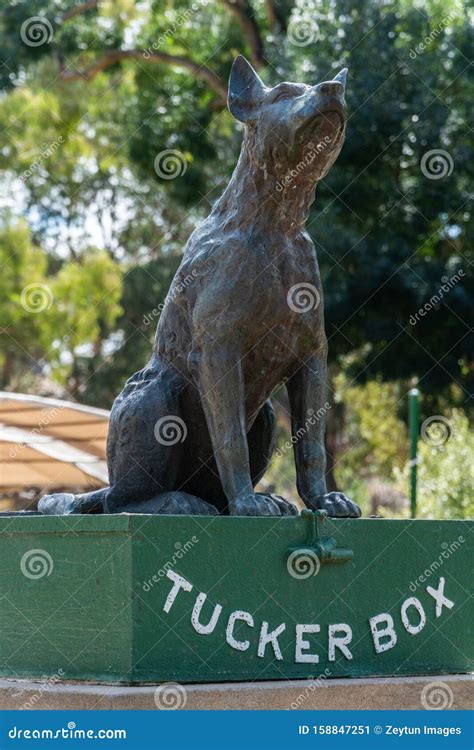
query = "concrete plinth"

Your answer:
(0, 674), (471, 711)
